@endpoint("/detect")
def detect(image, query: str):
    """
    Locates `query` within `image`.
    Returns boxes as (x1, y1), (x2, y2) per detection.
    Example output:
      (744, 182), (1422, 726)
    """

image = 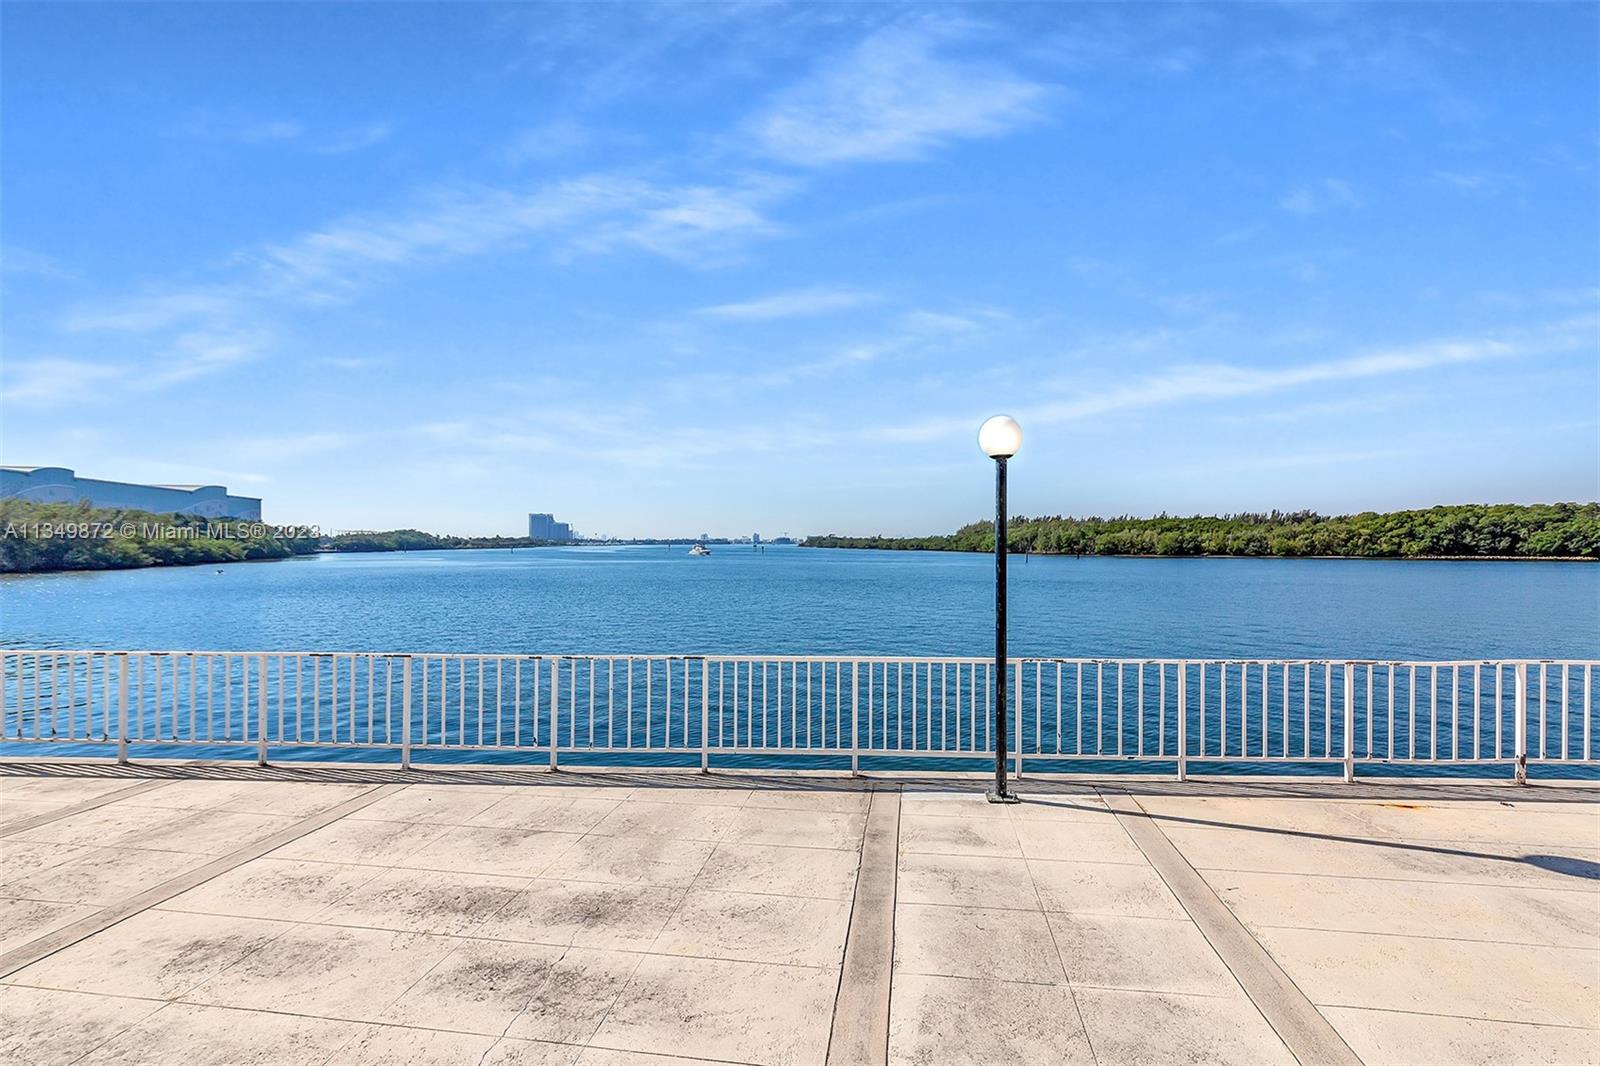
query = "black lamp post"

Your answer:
(979, 415), (1023, 804)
